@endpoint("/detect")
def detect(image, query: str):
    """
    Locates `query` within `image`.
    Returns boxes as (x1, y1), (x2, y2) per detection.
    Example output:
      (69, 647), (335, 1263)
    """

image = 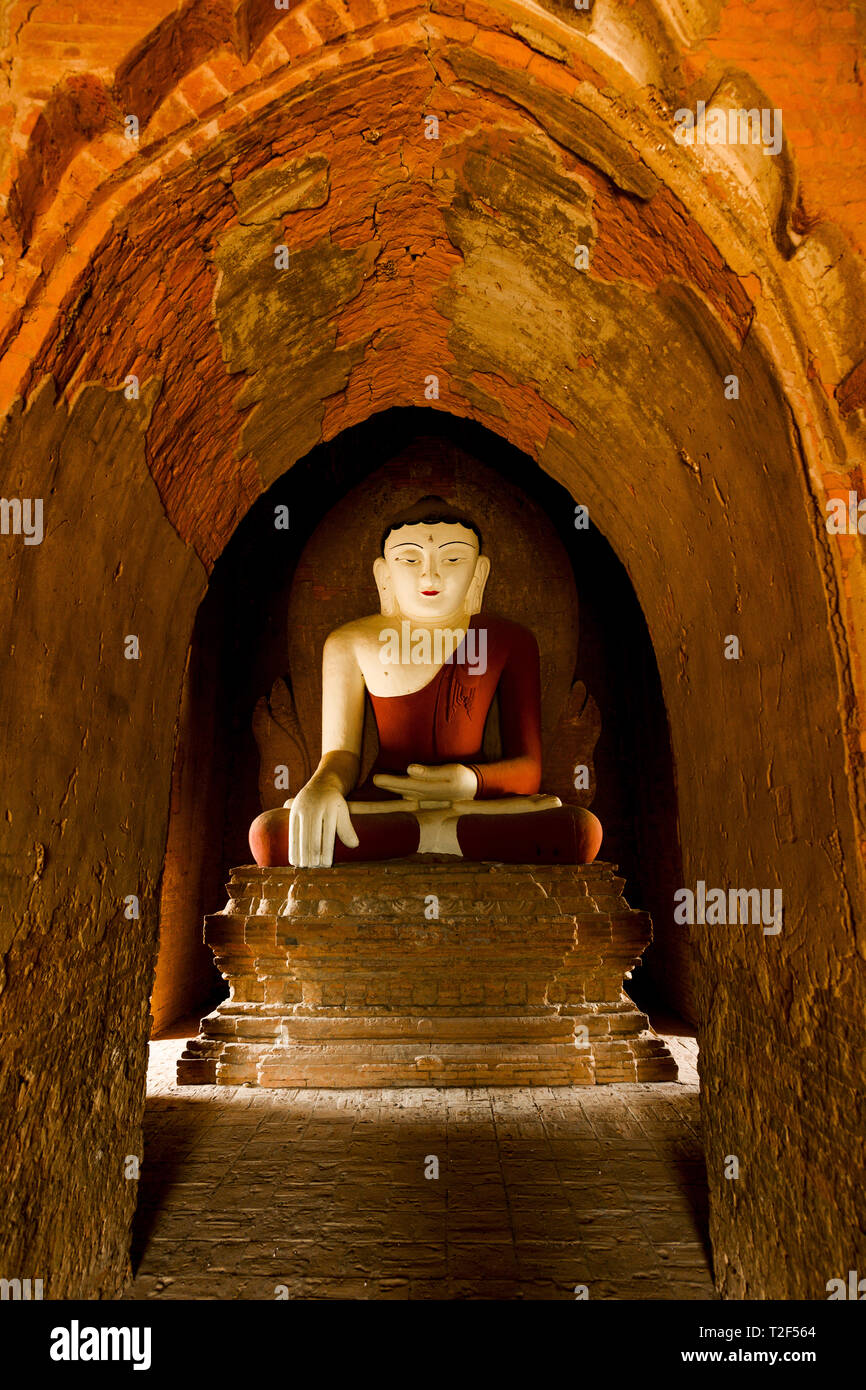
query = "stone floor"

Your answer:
(124, 1015), (715, 1301)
